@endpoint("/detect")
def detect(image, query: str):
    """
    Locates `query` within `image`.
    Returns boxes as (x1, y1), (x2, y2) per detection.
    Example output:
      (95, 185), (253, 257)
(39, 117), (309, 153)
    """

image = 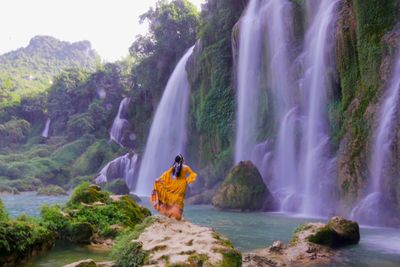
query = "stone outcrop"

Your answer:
(212, 161), (276, 211)
(243, 217), (360, 266)
(63, 259), (115, 267)
(128, 216), (241, 267)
